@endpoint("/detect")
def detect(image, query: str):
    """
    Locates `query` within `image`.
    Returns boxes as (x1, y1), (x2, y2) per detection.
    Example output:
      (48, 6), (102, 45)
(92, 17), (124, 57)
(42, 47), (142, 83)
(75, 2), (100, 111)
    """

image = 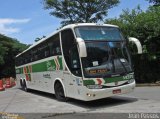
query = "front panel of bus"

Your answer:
(74, 26), (135, 89)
